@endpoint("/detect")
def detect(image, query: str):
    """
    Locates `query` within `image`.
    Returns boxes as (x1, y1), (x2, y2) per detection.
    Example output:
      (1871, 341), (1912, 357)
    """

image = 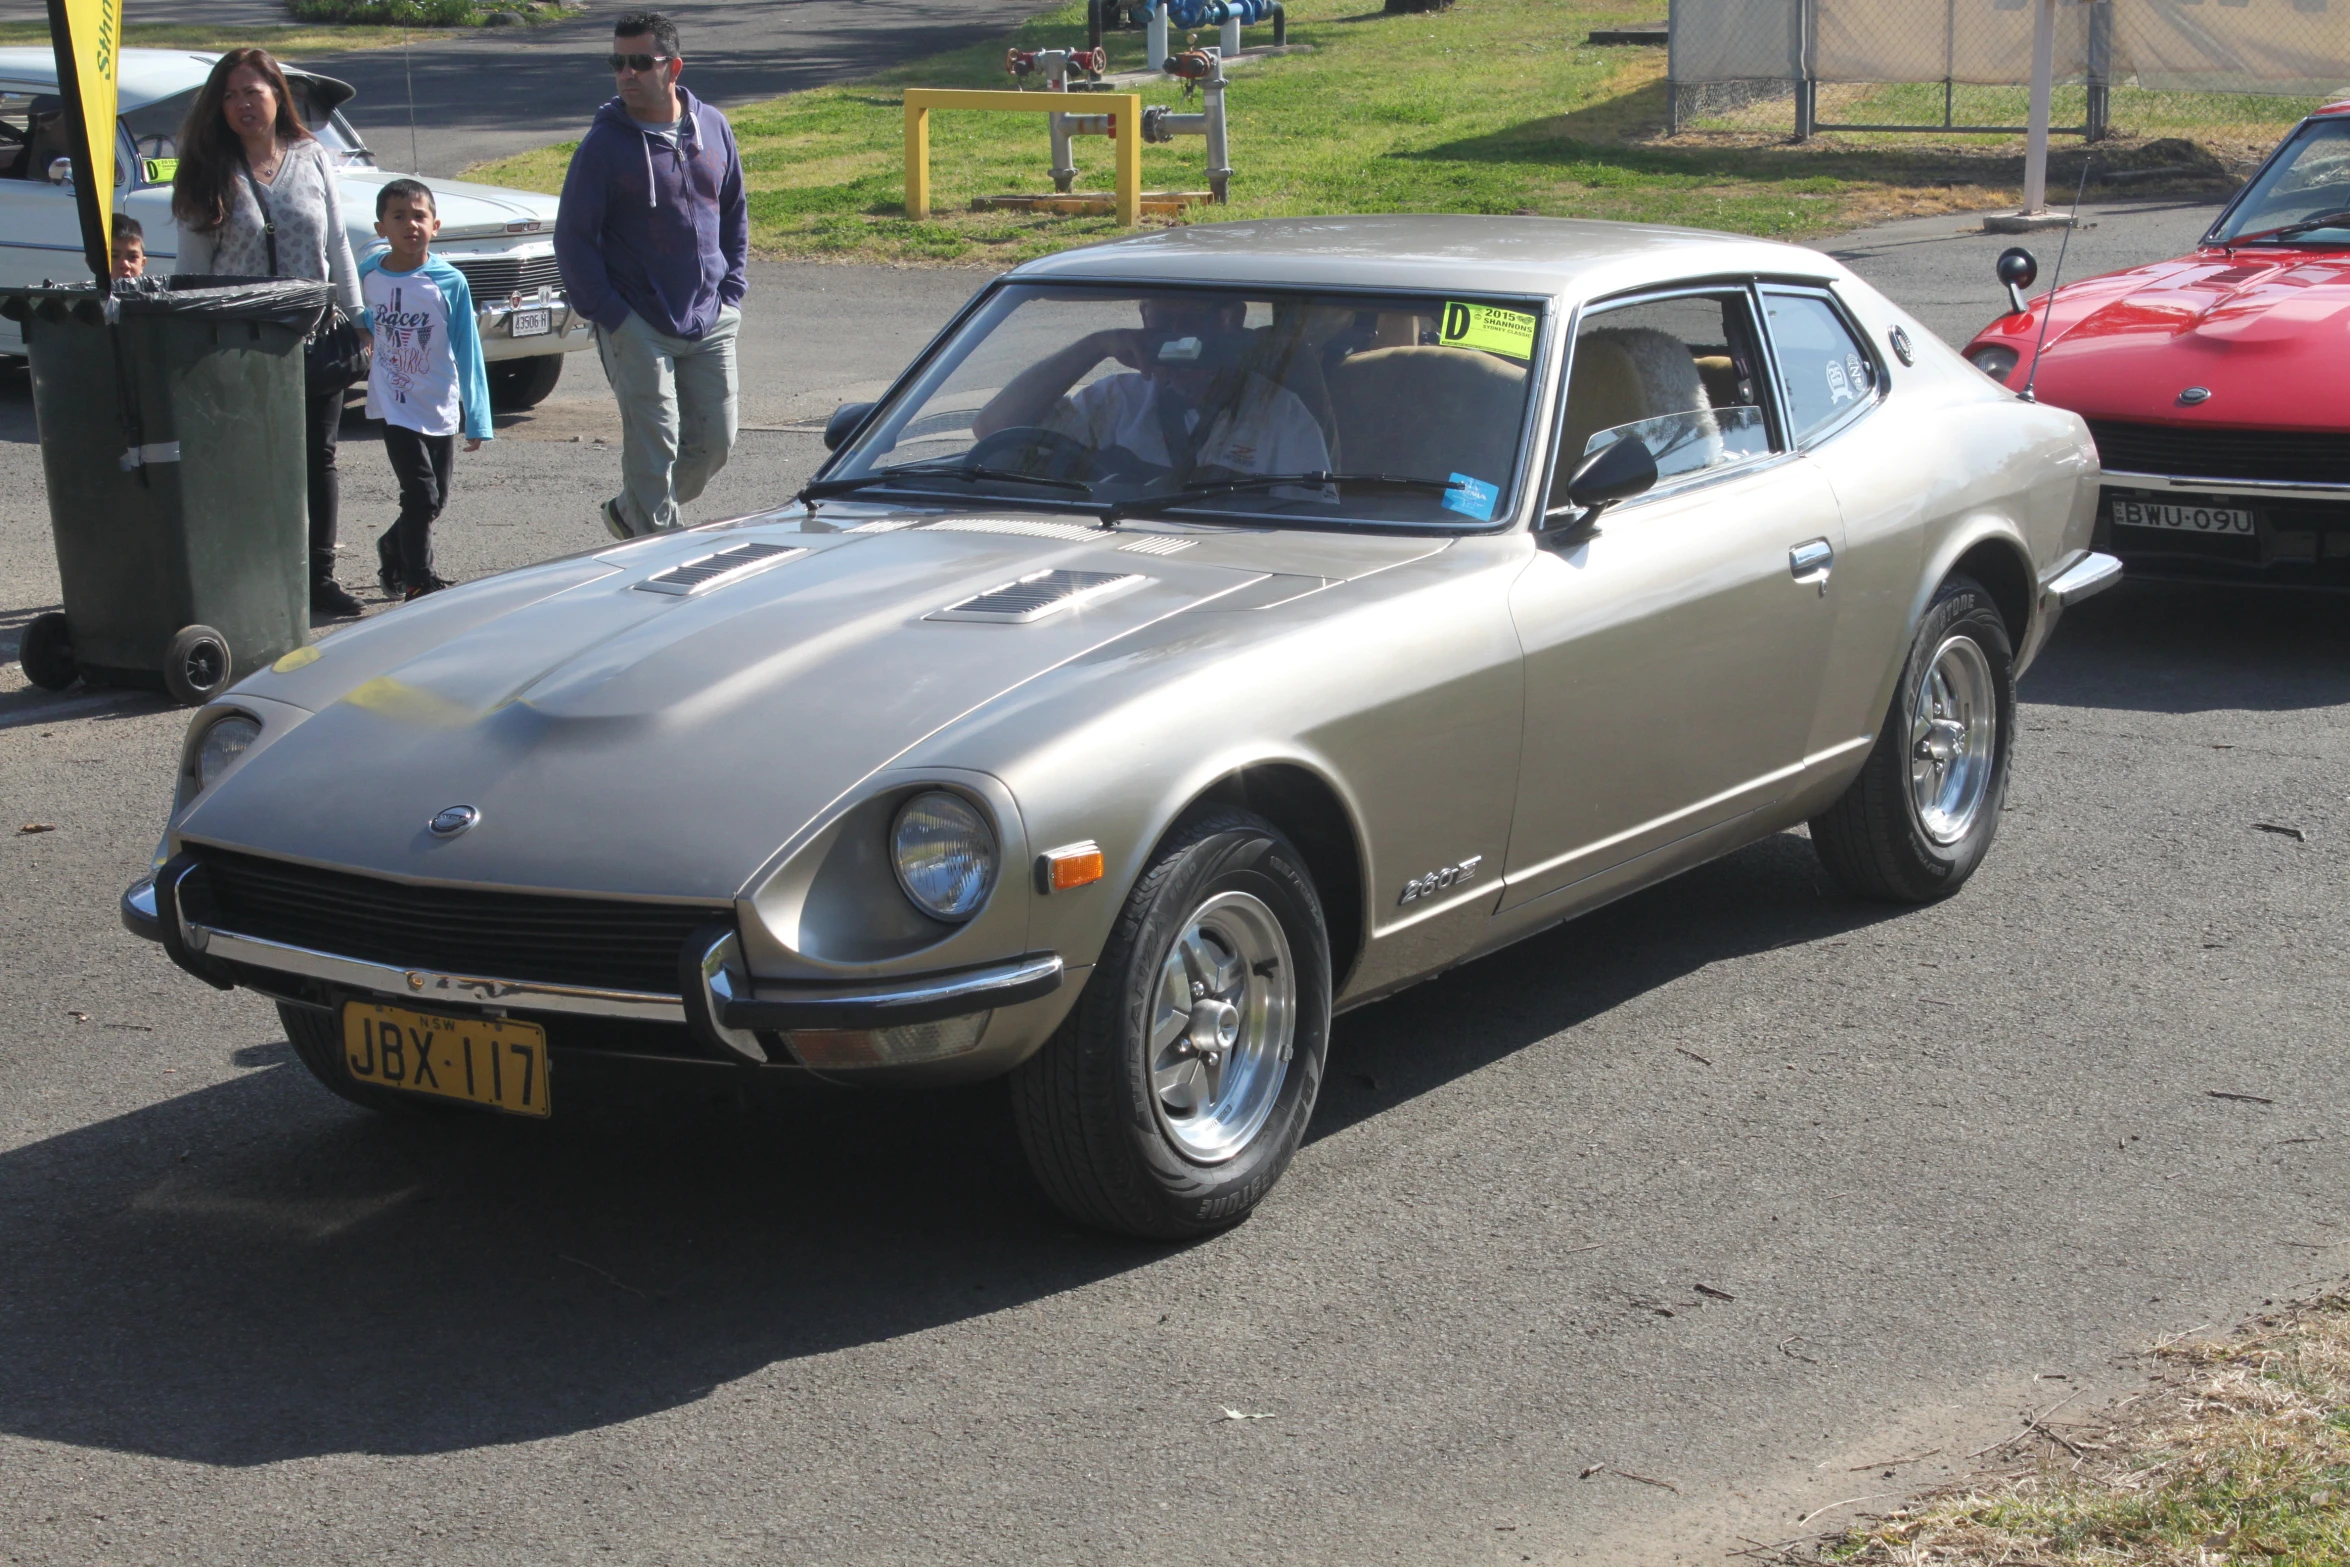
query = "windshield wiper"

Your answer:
(1102, 471), (1459, 526)
(799, 460), (1093, 503)
(2225, 206), (2350, 246)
